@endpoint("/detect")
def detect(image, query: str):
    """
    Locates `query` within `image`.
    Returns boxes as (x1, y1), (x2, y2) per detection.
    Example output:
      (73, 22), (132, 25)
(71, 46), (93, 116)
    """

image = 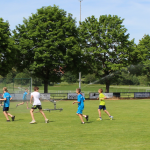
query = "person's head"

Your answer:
(3, 87), (7, 93)
(98, 89), (103, 93)
(76, 88), (81, 94)
(34, 86), (39, 92)
(25, 88), (28, 91)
